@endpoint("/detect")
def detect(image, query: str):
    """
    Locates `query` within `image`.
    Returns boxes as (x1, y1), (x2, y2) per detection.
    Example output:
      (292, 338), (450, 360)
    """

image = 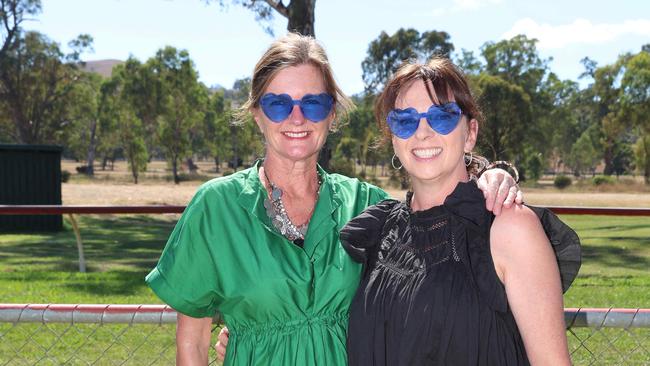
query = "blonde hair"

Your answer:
(238, 33), (353, 127)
